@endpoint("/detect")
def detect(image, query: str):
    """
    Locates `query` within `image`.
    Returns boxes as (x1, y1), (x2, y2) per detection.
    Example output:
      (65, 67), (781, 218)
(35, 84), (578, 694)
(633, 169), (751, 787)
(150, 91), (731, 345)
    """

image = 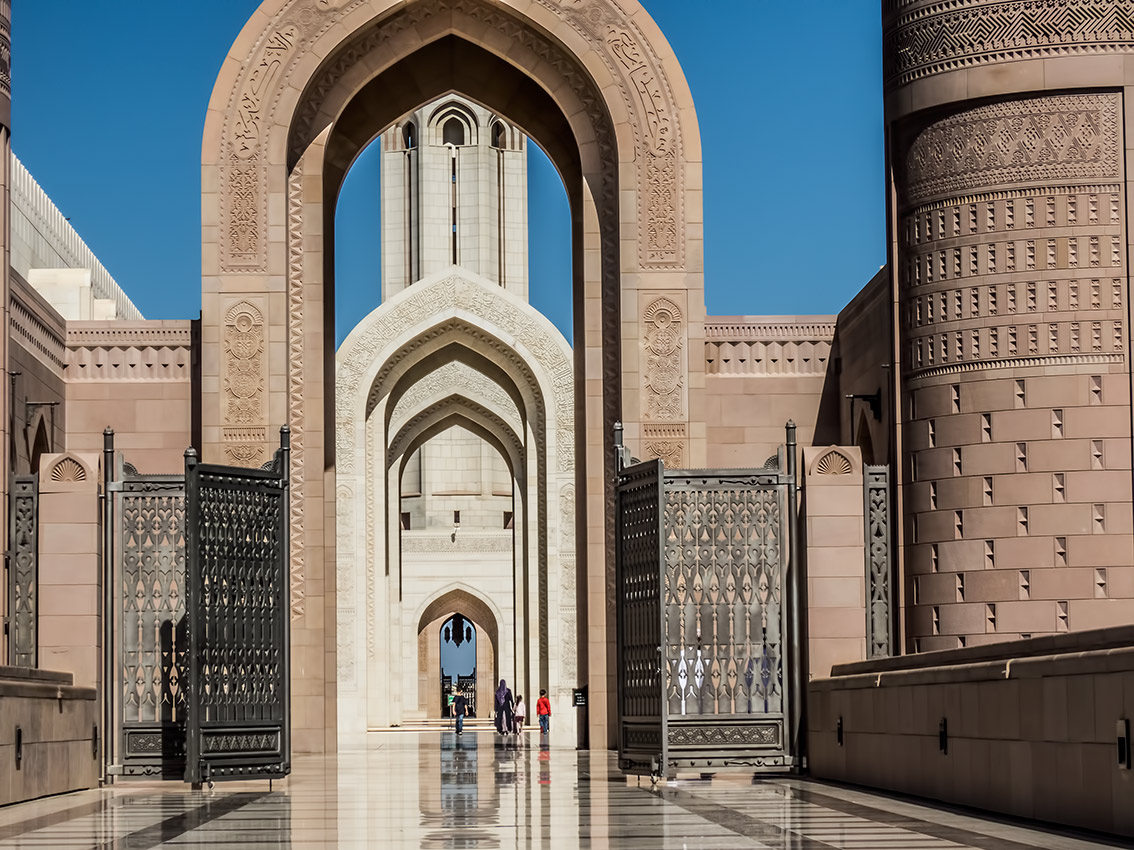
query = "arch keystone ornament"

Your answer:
(204, 0), (705, 754)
